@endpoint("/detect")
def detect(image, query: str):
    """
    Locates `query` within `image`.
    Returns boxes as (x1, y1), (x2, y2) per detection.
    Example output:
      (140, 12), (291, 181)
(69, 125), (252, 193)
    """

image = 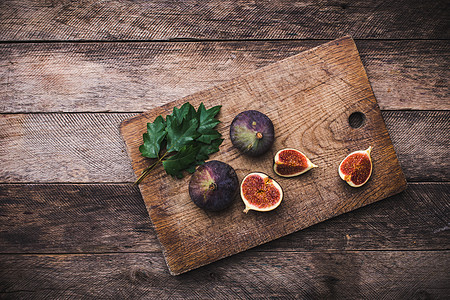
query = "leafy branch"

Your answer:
(135, 102), (223, 184)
